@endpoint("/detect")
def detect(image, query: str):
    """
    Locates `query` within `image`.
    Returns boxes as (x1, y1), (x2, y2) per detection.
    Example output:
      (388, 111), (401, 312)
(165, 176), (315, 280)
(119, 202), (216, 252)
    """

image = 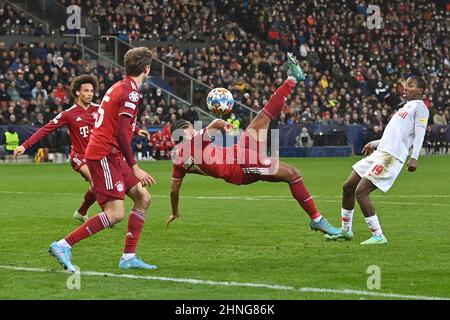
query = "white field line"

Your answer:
(0, 190), (449, 199)
(0, 265), (447, 300)
(1, 191), (449, 207)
